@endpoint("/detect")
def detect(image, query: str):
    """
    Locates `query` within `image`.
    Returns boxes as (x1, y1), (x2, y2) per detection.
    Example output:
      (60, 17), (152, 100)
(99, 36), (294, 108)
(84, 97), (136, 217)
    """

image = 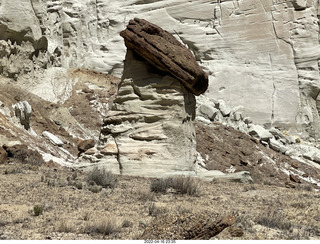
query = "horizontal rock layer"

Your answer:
(1, 0), (320, 139)
(96, 50), (197, 177)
